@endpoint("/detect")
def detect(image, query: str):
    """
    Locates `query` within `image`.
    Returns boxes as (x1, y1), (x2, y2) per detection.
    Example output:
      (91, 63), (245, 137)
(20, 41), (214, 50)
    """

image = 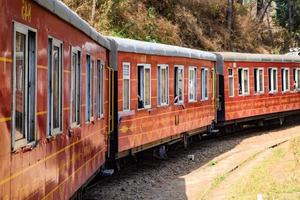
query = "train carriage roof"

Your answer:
(216, 52), (300, 62)
(33, 0), (110, 50)
(107, 37), (217, 61)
